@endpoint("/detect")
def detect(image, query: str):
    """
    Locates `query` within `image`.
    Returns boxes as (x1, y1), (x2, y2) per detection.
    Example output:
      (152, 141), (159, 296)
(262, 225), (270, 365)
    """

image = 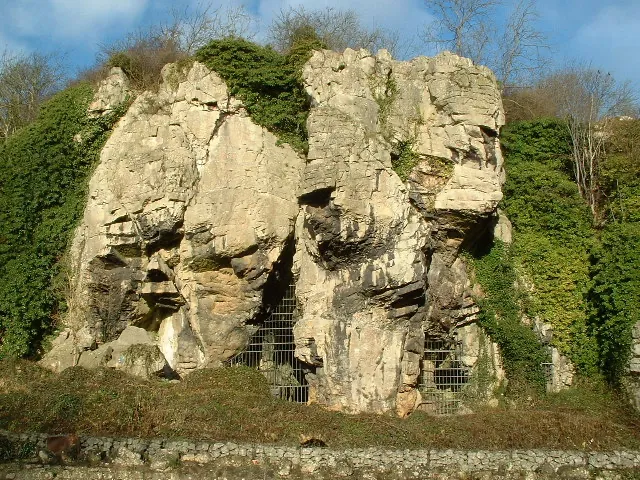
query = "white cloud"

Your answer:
(3, 0), (149, 42)
(50, 0), (149, 37)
